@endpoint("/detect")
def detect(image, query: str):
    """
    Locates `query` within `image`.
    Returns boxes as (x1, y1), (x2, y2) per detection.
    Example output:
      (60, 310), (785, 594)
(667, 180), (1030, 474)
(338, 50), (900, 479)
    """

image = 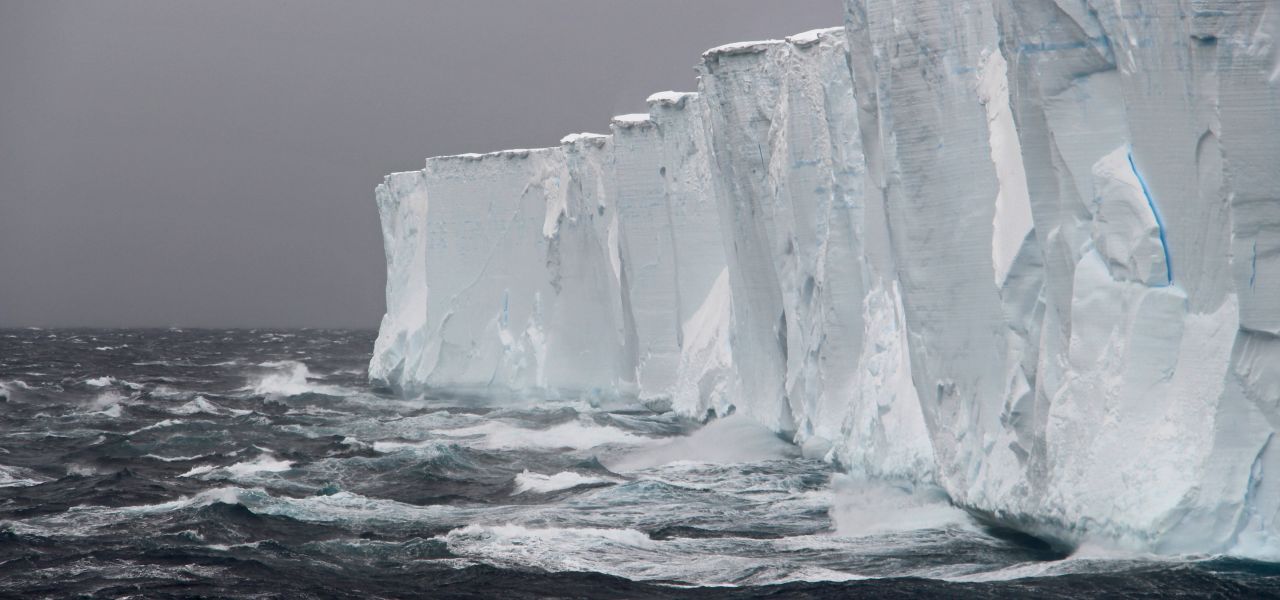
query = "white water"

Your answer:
(511, 471), (619, 495)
